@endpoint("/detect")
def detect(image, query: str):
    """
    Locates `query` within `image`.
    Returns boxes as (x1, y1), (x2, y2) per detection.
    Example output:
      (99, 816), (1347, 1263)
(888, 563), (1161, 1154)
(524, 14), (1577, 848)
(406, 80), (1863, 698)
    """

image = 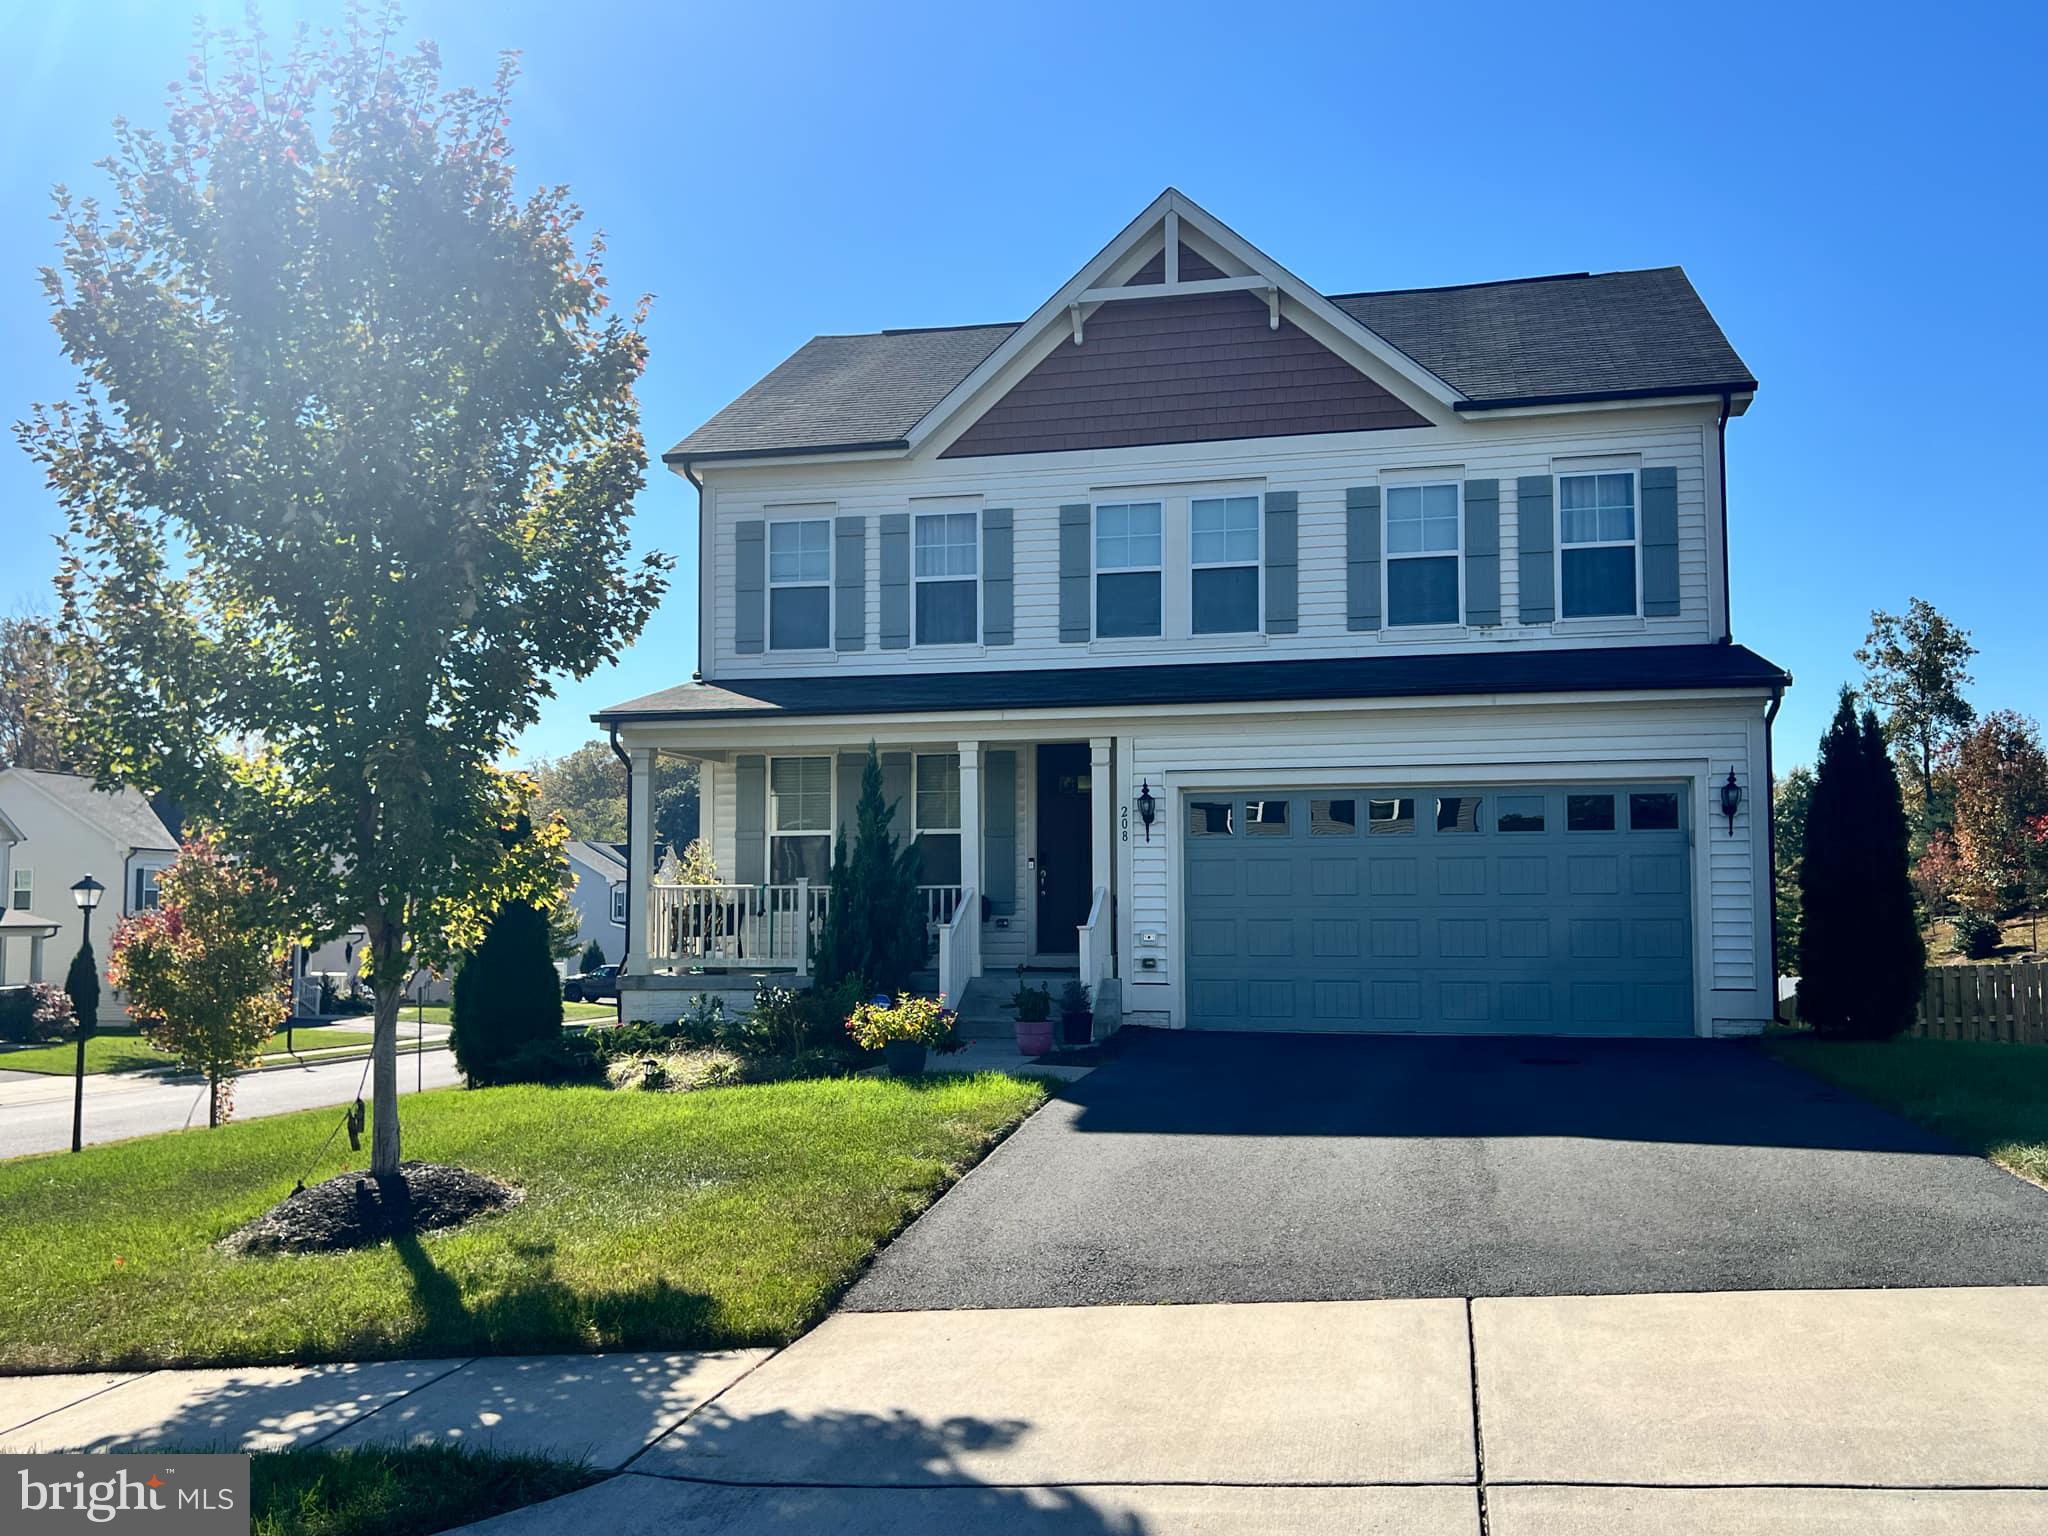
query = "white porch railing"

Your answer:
(937, 886), (977, 1006)
(647, 881), (830, 973)
(919, 884), (965, 933)
(1077, 885), (1111, 1000)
